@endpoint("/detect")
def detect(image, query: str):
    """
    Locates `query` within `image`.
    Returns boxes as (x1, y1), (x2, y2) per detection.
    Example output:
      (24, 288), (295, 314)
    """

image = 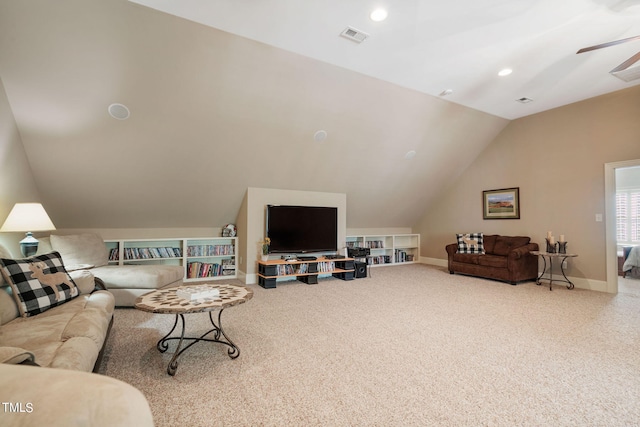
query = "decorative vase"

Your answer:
(261, 254), (269, 262)
(557, 242), (567, 254)
(545, 238), (557, 253)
